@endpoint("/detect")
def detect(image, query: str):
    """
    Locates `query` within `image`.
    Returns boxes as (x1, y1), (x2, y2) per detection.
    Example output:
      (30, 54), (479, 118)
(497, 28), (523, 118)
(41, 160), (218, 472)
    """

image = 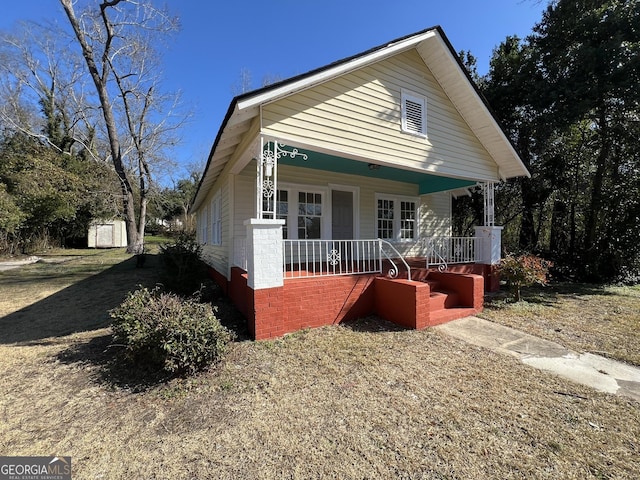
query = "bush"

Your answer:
(110, 287), (233, 375)
(159, 232), (207, 295)
(498, 253), (553, 301)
